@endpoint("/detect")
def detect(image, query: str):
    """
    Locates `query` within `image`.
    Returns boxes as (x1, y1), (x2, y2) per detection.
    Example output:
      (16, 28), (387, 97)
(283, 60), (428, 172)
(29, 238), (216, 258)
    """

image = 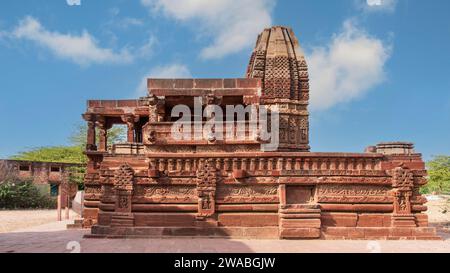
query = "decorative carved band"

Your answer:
(134, 185), (197, 203)
(149, 156), (382, 173)
(216, 185), (279, 203)
(317, 185), (391, 204)
(318, 185), (390, 196)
